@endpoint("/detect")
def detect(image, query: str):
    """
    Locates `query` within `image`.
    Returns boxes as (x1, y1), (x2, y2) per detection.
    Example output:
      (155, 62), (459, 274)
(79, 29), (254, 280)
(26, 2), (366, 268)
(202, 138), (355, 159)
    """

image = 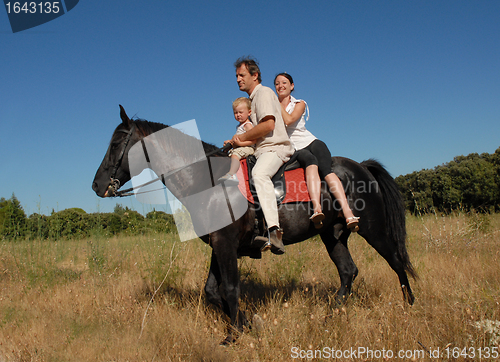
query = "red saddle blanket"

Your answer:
(236, 159), (311, 204)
